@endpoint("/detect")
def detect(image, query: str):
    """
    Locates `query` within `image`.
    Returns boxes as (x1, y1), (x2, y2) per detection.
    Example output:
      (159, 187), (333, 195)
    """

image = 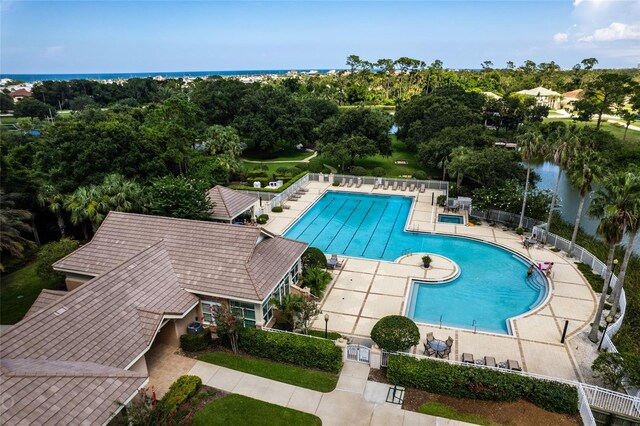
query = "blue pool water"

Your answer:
(438, 214), (464, 224)
(284, 192), (547, 334)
